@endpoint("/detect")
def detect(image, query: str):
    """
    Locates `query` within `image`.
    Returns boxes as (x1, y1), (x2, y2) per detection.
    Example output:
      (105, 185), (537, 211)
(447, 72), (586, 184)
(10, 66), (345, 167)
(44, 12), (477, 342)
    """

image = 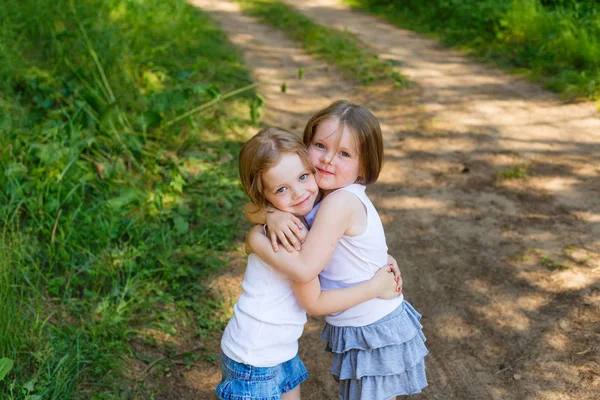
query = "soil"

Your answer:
(135, 0), (600, 398)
